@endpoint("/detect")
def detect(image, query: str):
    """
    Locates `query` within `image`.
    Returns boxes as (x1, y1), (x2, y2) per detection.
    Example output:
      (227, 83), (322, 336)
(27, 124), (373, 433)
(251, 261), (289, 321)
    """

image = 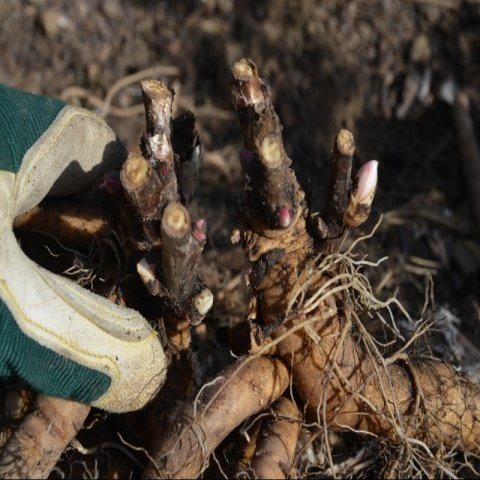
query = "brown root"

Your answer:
(143, 356), (290, 479)
(248, 396), (302, 479)
(13, 199), (111, 245)
(0, 395), (89, 479)
(253, 207), (480, 453)
(275, 310), (480, 451)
